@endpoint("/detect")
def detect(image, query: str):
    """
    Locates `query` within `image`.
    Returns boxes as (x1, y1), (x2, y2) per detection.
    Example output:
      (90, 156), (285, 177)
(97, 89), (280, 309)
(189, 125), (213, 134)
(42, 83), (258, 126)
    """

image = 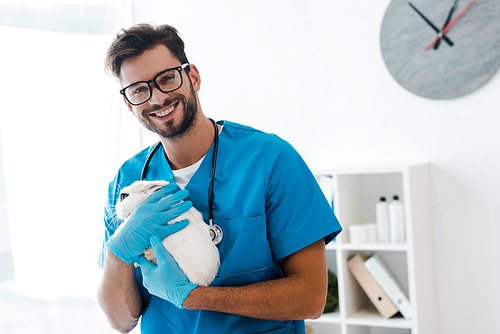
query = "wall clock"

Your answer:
(380, 0), (500, 99)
